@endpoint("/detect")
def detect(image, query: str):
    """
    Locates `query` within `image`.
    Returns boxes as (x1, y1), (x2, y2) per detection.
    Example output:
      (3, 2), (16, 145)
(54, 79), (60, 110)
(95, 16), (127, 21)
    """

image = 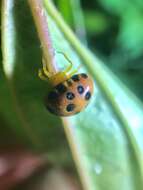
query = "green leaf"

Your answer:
(1, 0), (143, 190)
(44, 1), (143, 189)
(118, 9), (143, 57)
(1, 0), (72, 166)
(57, 0), (87, 45)
(84, 11), (109, 35)
(98, 0), (143, 58)
(98, 0), (143, 15)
